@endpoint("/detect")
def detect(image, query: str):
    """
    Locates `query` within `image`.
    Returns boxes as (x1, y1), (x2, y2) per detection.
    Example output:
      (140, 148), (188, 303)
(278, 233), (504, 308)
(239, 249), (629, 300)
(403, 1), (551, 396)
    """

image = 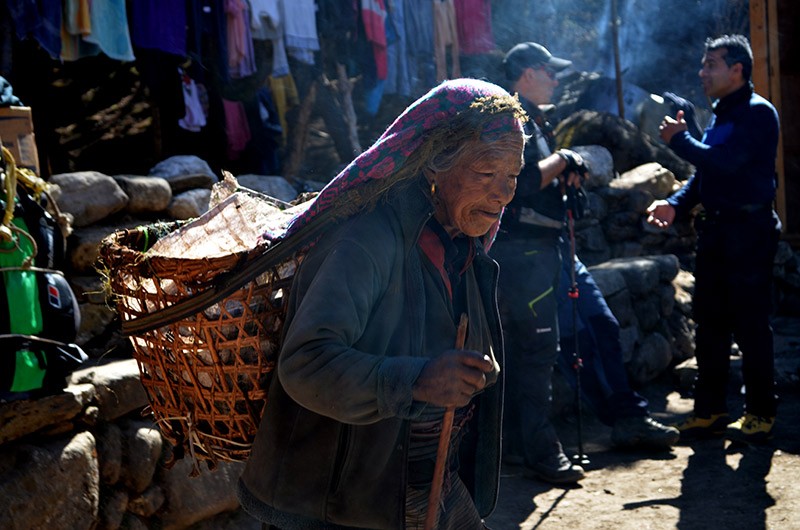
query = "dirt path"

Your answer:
(486, 321), (800, 530)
